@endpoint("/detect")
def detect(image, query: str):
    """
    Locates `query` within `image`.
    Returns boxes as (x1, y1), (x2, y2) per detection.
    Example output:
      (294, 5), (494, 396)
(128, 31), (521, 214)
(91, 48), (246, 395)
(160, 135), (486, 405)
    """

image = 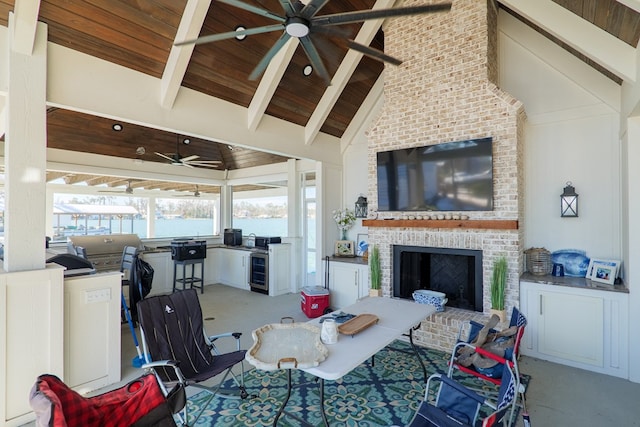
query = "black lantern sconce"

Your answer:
(560, 182), (578, 217)
(355, 195), (368, 218)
